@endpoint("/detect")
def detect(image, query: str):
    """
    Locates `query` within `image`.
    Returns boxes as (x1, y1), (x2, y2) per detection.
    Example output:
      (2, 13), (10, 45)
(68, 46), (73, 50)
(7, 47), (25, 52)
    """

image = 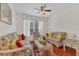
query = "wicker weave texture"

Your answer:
(0, 48), (33, 56)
